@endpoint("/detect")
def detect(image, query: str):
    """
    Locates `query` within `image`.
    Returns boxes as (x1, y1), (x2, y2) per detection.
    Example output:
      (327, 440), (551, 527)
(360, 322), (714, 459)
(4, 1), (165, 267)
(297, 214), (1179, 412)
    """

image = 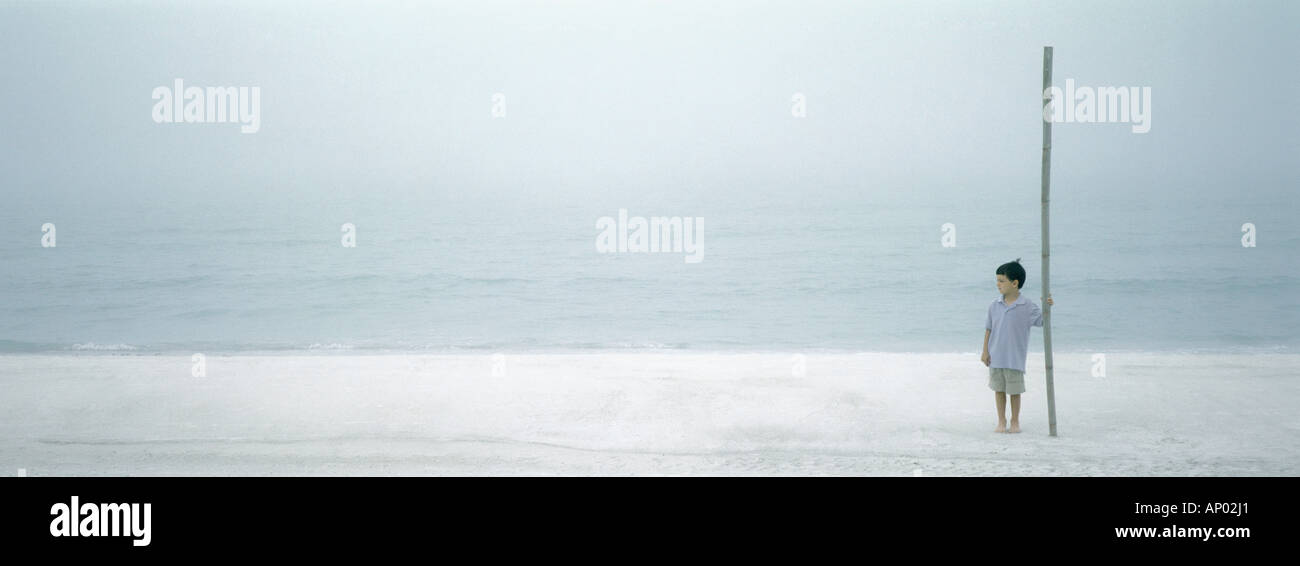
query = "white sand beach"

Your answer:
(1, 352), (1296, 476)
